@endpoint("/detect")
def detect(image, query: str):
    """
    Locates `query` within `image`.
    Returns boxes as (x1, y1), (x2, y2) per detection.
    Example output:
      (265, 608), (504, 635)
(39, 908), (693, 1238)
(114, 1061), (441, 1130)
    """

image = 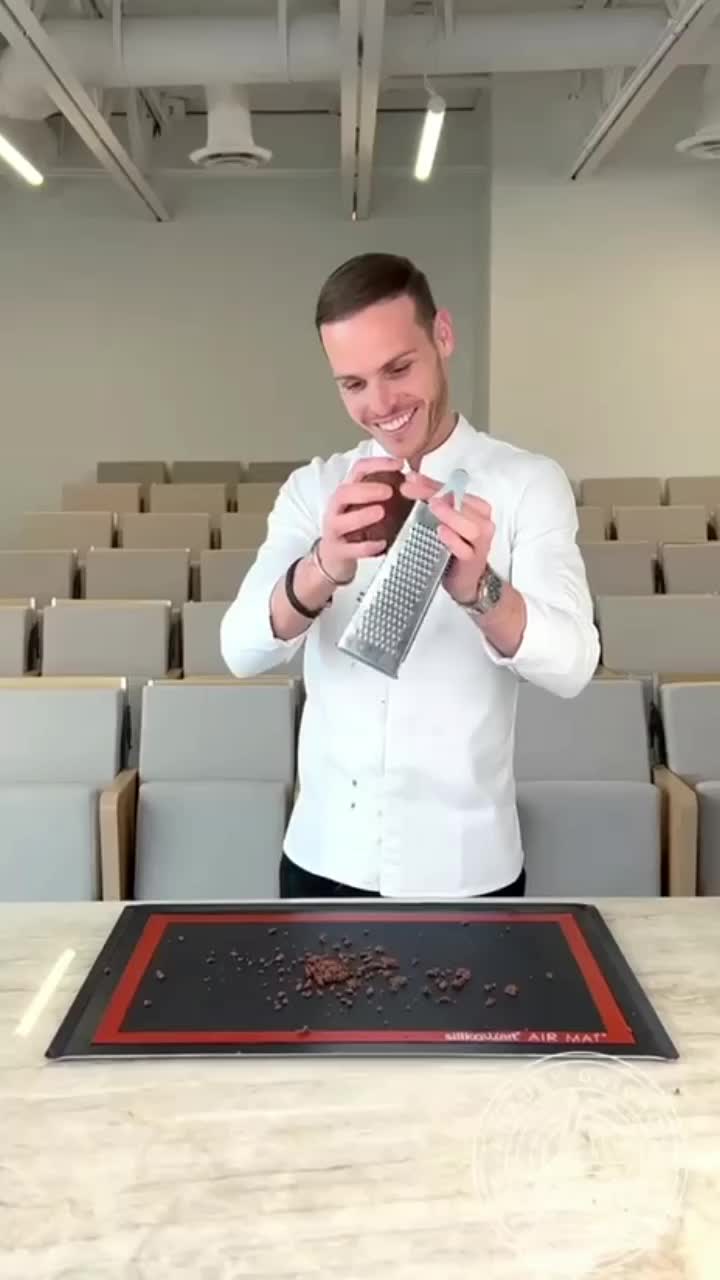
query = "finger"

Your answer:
(431, 497), (494, 547)
(437, 526), (477, 562)
(402, 476), (492, 519)
(334, 481), (395, 513)
(332, 505), (386, 537)
(339, 538), (387, 560)
(349, 457), (404, 483)
(400, 474), (441, 500)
